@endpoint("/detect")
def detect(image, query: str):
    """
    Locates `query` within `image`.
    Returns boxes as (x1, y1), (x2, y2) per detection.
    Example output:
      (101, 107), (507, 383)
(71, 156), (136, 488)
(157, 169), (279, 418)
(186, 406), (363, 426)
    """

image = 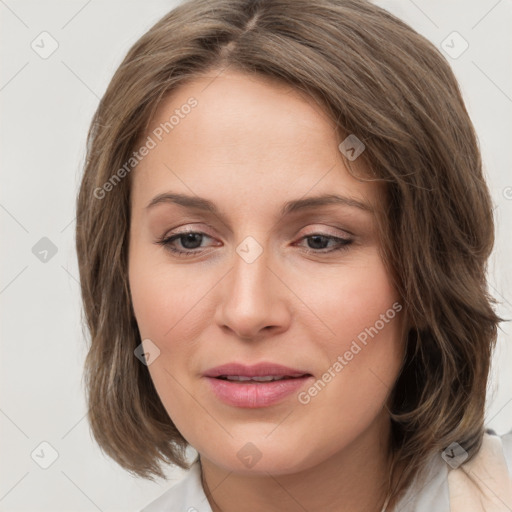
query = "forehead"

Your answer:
(131, 70), (383, 213)
(147, 70), (337, 154)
